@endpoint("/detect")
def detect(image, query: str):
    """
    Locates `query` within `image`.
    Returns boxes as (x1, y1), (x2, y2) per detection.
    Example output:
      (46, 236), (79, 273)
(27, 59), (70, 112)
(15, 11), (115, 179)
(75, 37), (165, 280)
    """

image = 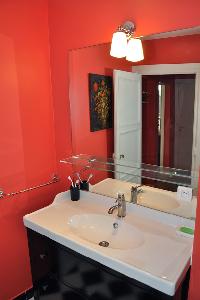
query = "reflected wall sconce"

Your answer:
(110, 21), (144, 62)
